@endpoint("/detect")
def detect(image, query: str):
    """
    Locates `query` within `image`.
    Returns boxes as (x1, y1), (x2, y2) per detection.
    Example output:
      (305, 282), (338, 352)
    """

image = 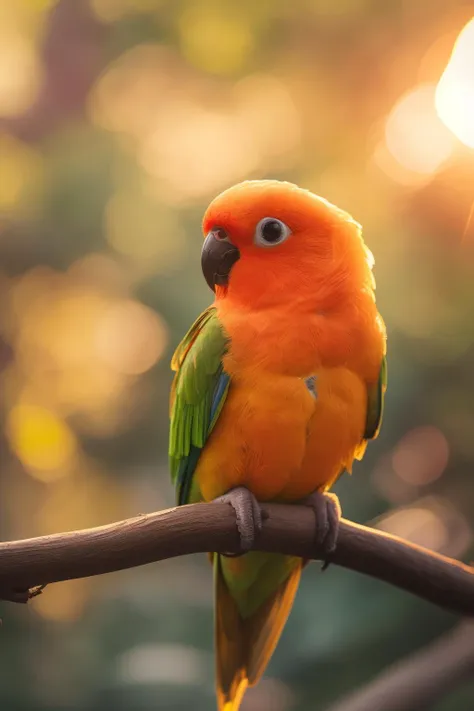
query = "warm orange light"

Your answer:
(89, 45), (299, 201)
(0, 32), (42, 117)
(384, 83), (454, 177)
(94, 299), (168, 375)
(436, 18), (474, 148)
